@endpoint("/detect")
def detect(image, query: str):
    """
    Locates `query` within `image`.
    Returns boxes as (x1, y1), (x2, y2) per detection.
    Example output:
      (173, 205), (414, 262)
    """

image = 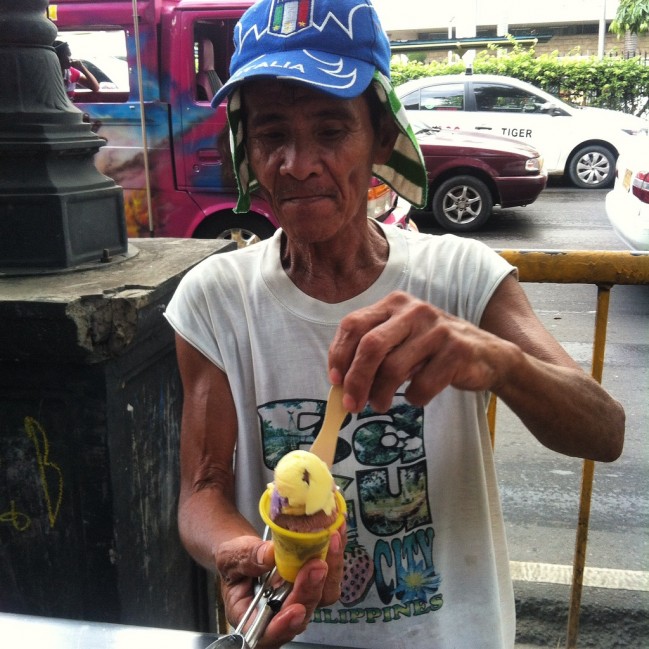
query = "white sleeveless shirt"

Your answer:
(165, 223), (516, 648)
